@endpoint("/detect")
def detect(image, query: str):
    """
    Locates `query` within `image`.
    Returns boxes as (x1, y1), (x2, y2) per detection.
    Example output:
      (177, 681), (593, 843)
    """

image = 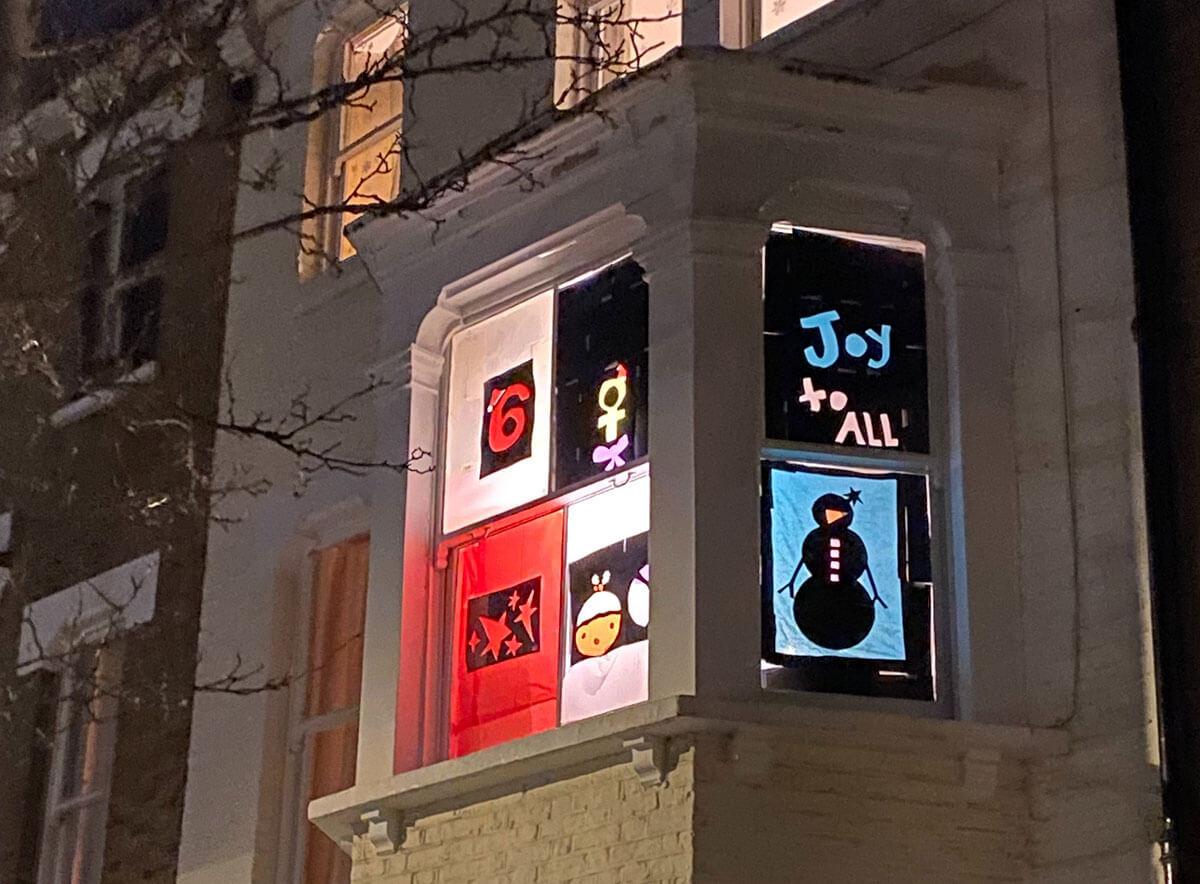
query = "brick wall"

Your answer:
(348, 724), (1059, 884)
(353, 747), (695, 884)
